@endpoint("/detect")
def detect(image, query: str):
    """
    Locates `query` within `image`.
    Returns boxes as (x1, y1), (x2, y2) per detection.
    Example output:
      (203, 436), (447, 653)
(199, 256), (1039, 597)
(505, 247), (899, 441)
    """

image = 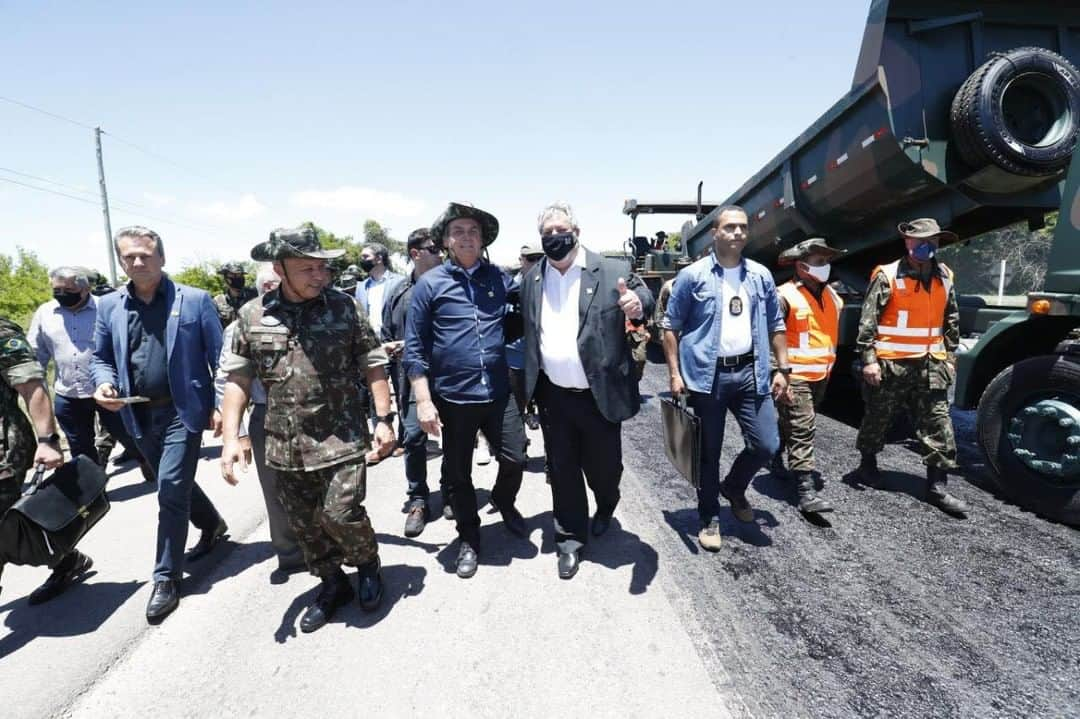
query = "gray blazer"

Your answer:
(521, 249), (655, 424)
